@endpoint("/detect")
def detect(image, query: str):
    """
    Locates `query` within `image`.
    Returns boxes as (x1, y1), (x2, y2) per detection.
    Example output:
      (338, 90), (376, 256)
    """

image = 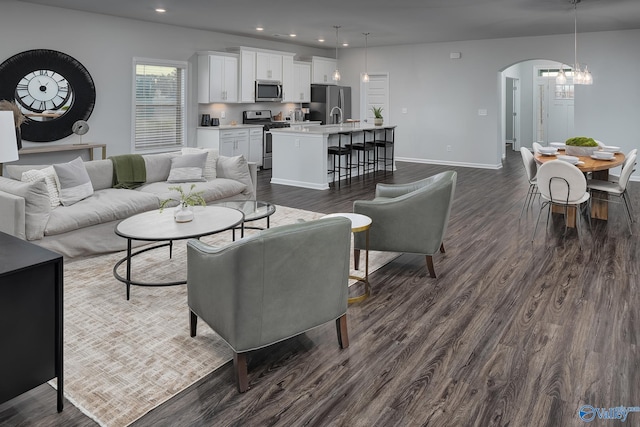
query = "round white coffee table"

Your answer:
(114, 206), (244, 300)
(322, 212), (372, 304)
